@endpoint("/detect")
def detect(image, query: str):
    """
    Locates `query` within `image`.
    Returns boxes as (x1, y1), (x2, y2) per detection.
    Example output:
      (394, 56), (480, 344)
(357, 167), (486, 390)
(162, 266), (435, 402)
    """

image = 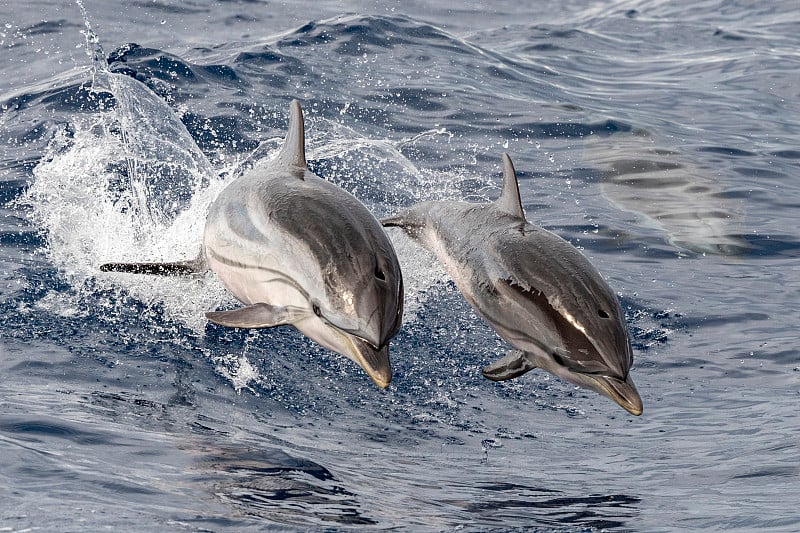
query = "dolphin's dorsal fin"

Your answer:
(495, 153), (525, 219)
(275, 99), (308, 171)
